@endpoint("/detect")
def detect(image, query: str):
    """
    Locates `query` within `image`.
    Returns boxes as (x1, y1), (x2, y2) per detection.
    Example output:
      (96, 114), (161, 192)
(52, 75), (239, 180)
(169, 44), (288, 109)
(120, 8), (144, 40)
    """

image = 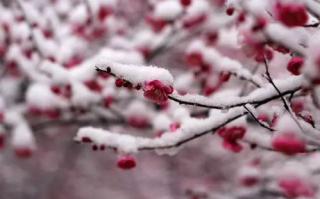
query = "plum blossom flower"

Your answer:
(217, 126), (246, 153)
(143, 80), (173, 104)
(287, 57), (304, 76)
(274, 2), (308, 27)
(222, 140), (243, 153)
(271, 133), (306, 155)
(278, 176), (315, 198)
(117, 156), (136, 170)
